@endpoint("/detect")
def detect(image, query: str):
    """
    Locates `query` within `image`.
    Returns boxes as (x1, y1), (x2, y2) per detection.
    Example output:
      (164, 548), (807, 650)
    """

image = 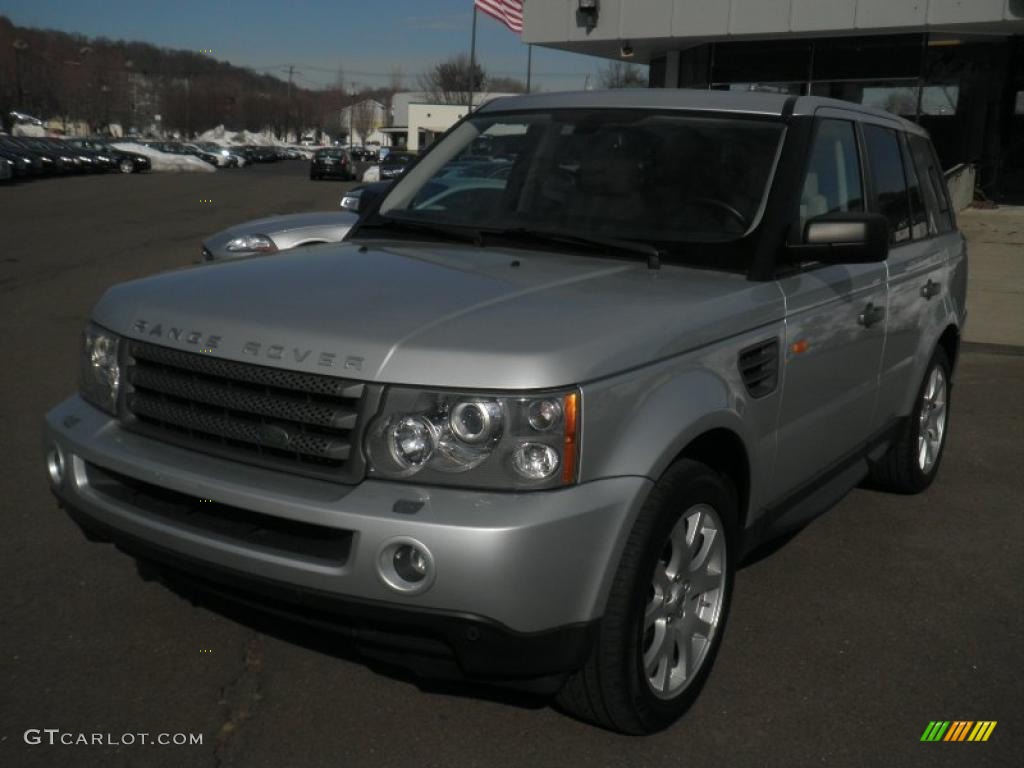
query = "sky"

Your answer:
(1, 0), (610, 92)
